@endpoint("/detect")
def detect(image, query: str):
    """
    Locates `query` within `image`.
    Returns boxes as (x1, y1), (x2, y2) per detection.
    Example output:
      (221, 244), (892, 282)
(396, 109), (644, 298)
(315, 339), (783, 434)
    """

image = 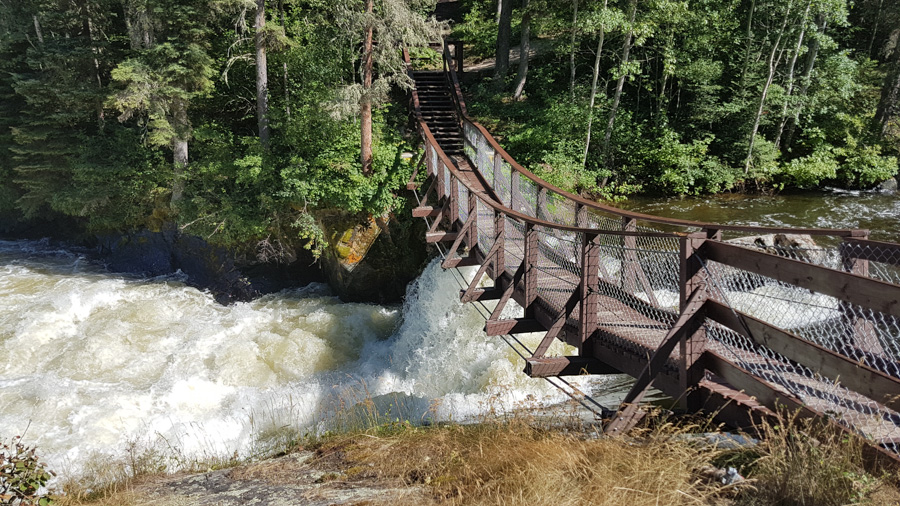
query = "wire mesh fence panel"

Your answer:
(841, 241), (900, 285)
(477, 198), (495, 256)
(515, 176), (538, 217)
(533, 225), (582, 315)
(494, 159), (512, 207)
(700, 259), (900, 458)
(458, 183), (469, 225)
(505, 216), (526, 274)
(541, 190), (577, 227)
(477, 139), (495, 184)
